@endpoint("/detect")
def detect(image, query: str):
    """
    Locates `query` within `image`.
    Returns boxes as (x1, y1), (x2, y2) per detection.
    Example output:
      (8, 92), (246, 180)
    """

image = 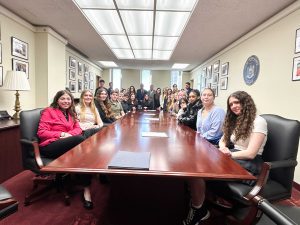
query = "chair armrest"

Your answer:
(20, 139), (44, 169)
(268, 159), (297, 169)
